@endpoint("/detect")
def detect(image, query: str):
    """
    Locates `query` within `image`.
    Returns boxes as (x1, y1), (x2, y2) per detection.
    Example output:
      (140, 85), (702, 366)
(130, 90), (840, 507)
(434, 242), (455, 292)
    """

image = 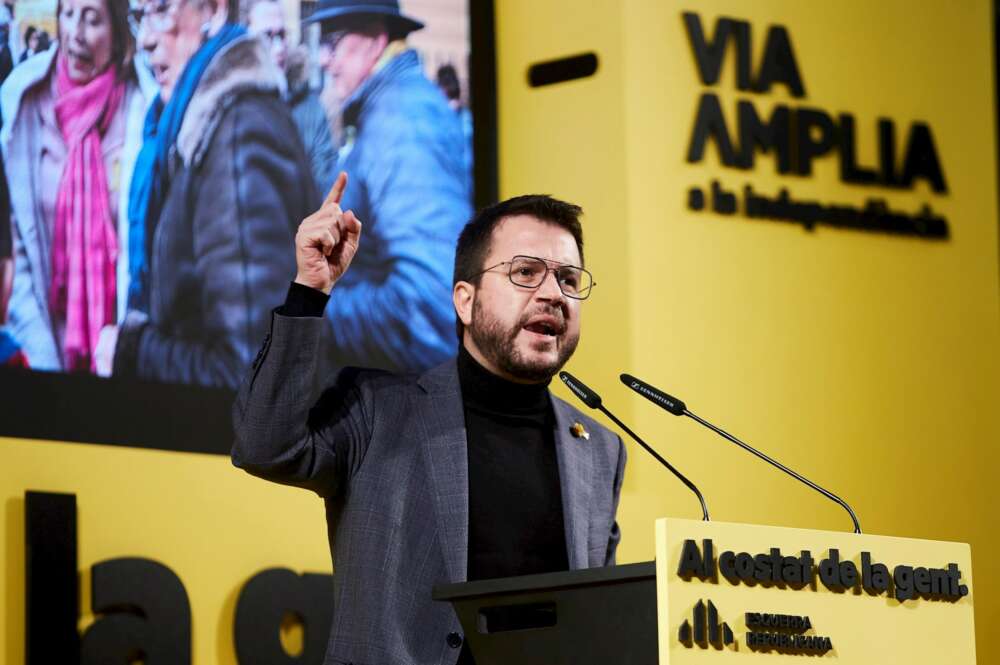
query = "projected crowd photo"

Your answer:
(0, 0), (474, 388)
